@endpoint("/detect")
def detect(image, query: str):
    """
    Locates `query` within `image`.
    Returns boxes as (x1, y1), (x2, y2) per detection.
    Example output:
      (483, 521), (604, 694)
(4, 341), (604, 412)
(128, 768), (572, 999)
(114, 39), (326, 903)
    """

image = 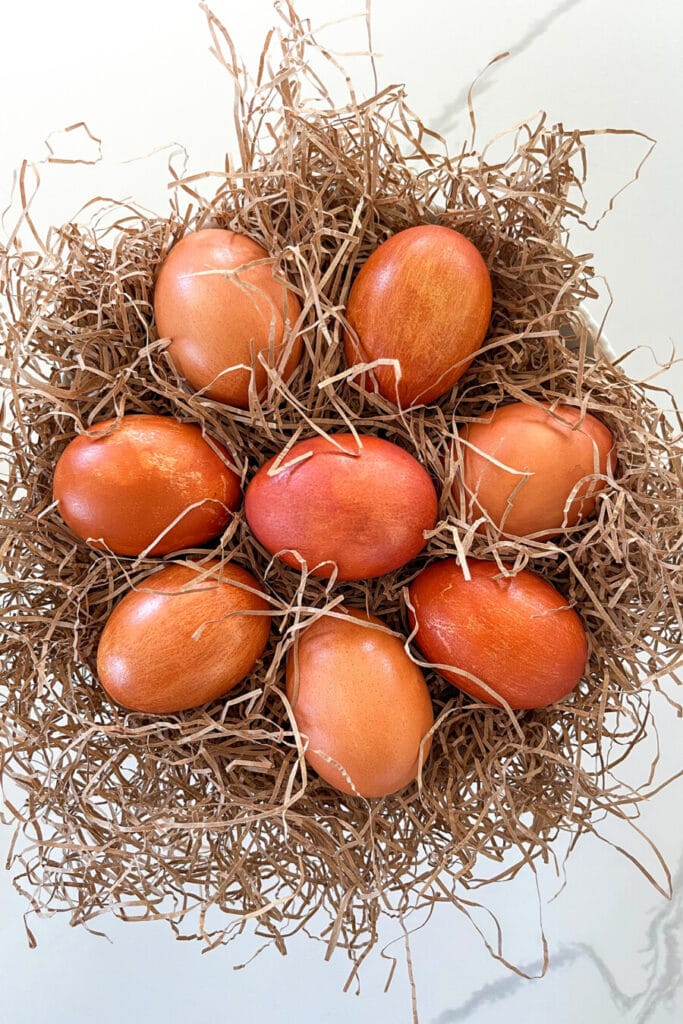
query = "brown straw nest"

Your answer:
(1, 0), (682, 984)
